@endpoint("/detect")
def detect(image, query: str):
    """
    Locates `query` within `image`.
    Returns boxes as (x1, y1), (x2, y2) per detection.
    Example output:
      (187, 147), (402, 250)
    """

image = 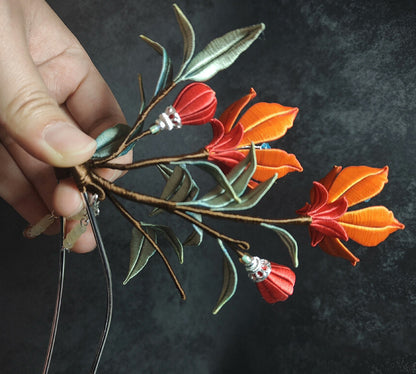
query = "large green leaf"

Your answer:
(140, 35), (173, 96)
(212, 240), (238, 314)
(261, 223), (299, 268)
(123, 227), (157, 285)
(173, 4), (195, 80)
(92, 123), (132, 159)
(179, 23), (265, 82)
